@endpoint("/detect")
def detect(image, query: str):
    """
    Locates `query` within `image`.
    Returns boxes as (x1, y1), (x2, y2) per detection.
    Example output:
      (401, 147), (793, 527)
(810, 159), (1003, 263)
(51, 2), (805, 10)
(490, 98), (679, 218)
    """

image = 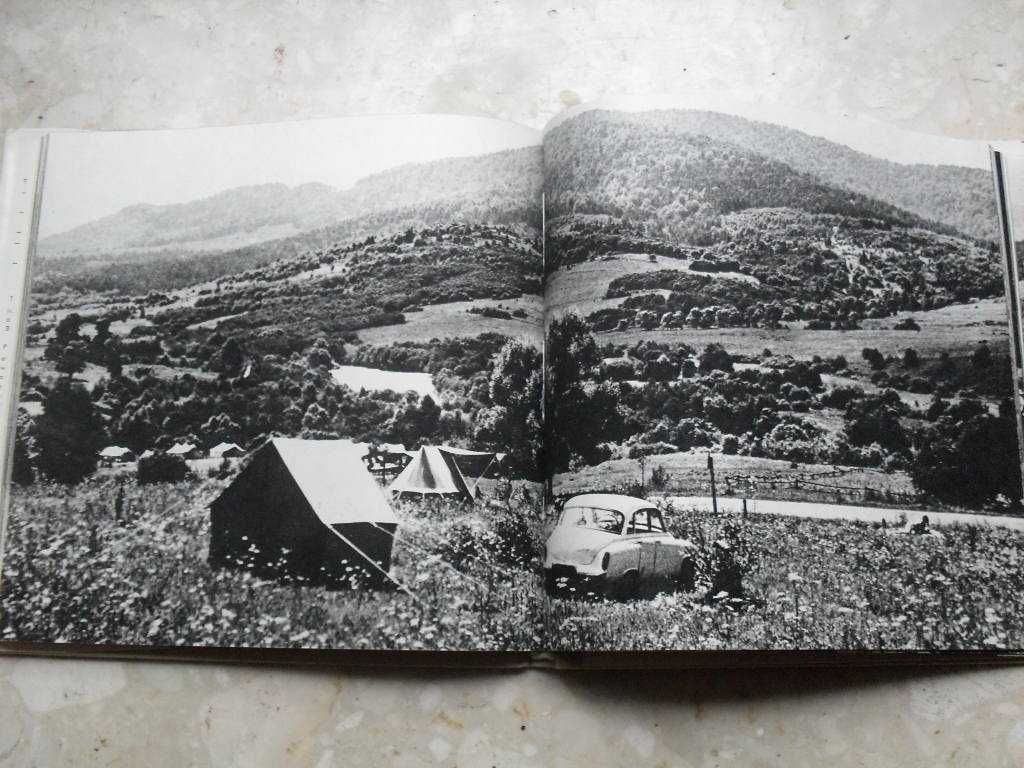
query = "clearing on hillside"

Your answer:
(330, 365), (440, 399)
(357, 297), (543, 348)
(596, 298), (1009, 362)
